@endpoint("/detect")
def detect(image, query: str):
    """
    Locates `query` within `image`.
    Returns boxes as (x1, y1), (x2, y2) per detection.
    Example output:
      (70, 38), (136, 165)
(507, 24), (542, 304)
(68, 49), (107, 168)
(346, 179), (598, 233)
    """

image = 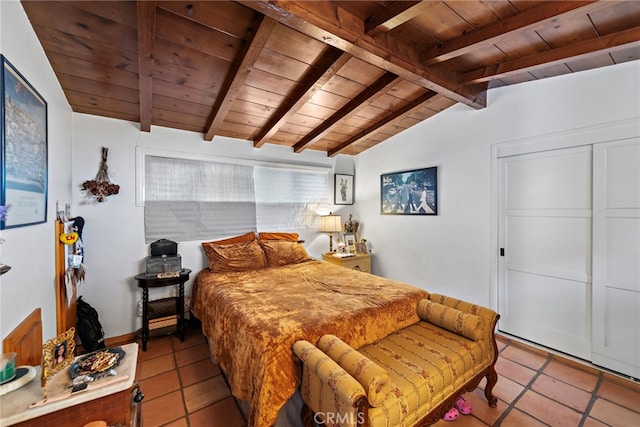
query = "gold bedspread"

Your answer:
(192, 259), (428, 427)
